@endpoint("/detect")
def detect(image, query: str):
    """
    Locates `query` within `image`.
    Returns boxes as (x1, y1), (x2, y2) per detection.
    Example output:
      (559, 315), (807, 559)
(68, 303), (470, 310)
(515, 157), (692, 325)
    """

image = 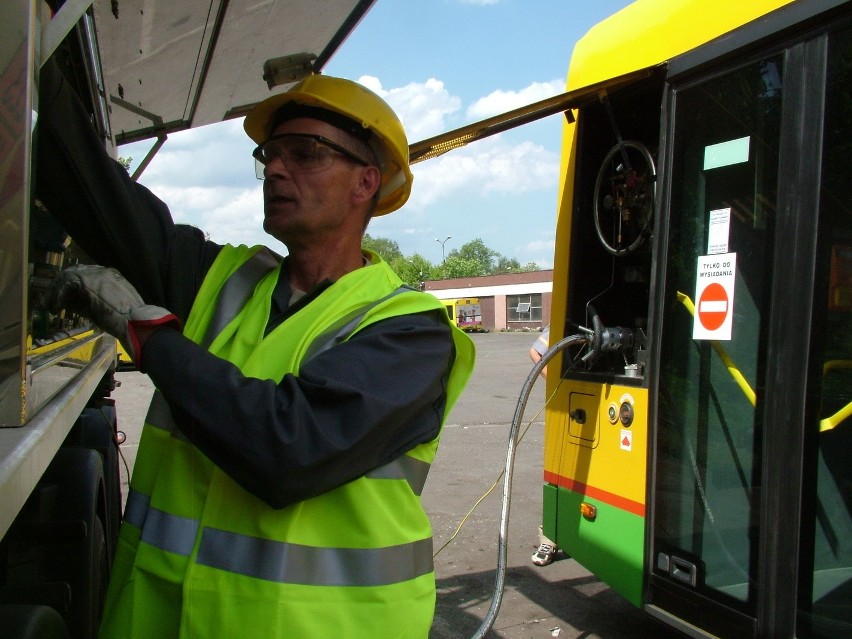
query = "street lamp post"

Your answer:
(435, 235), (452, 262)
(409, 259), (425, 291)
